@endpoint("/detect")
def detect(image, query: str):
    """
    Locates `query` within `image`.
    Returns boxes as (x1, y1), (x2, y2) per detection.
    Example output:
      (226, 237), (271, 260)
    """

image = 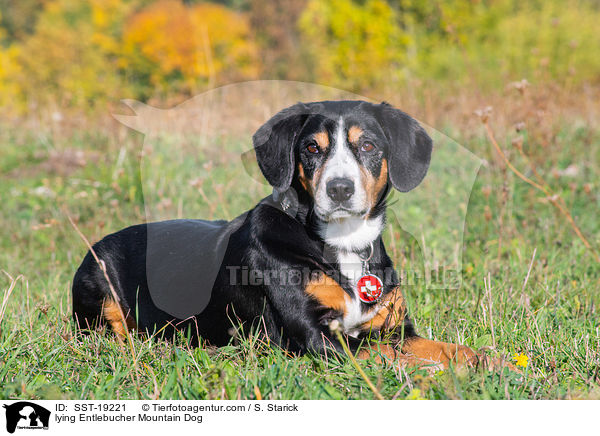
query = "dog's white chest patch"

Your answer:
(337, 251), (362, 284)
(318, 216), (384, 335)
(317, 215), (383, 252)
